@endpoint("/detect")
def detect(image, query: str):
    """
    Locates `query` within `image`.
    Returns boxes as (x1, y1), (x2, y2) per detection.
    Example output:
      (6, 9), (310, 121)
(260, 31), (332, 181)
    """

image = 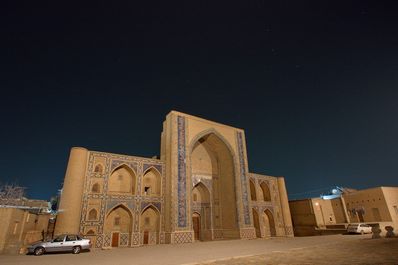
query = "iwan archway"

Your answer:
(190, 132), (239, 240)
